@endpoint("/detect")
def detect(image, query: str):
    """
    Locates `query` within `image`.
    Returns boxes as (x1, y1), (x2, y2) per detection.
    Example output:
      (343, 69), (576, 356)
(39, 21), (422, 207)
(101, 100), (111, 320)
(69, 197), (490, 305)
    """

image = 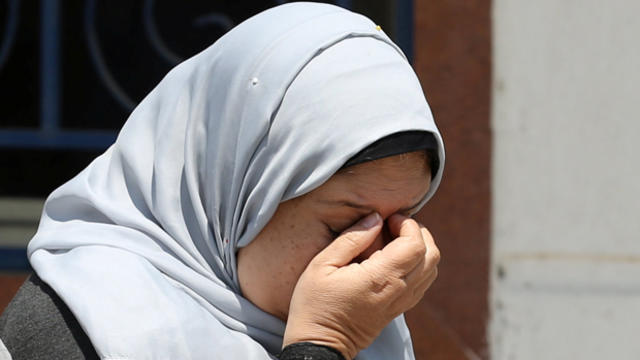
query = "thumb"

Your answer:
(312, 212), (382, 268)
